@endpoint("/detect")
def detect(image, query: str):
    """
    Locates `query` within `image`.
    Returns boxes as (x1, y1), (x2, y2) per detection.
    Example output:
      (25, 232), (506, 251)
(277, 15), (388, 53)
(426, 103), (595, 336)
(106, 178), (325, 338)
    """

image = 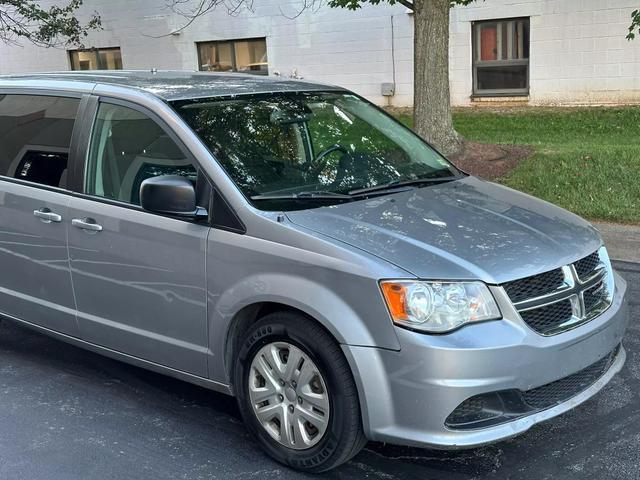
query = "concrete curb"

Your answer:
(593, 222), (639, 264)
